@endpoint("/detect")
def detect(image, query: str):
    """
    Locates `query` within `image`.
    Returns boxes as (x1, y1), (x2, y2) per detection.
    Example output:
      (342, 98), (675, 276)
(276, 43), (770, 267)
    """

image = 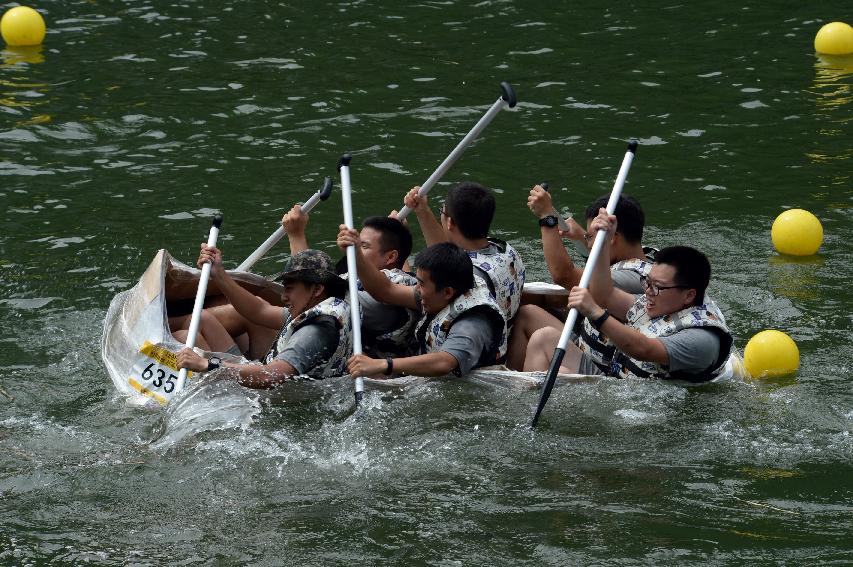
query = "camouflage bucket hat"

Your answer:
(273, 249), (347, 296)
